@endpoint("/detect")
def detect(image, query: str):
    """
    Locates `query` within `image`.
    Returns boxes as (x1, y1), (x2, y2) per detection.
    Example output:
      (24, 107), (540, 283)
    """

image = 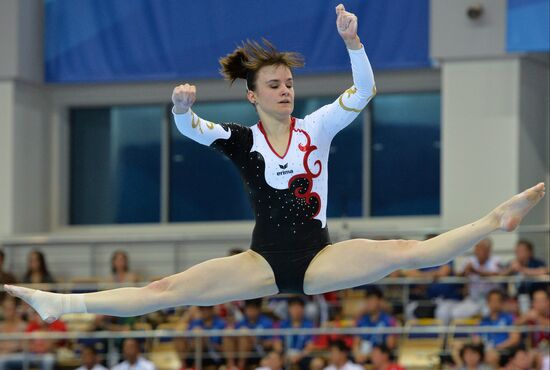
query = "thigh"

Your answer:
(303, 238), (411, 295)
(160, 250), (279, 306)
